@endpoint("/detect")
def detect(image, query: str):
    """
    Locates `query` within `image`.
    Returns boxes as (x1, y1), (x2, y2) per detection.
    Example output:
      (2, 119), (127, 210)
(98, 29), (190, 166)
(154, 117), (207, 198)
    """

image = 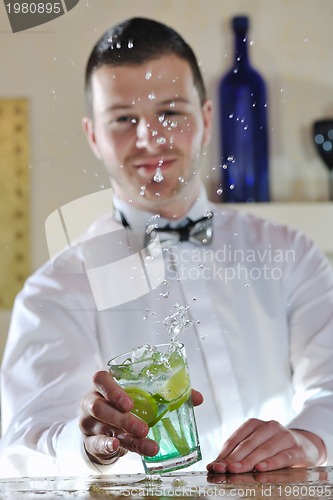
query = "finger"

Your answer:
(191, 389), (204, 407)
(83, 392), (149, 438)
(220, 419), (265, 458)
(80, 414), (158, 460)
(254, 447), (299, 472)
(207, 418), (264, 472)
(79, 414), (121, 437)
(223, 424), (295, 473)
(93, 371), (133, 412)
(115, 429), (159, 457)
(84, 434), (124, 464)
